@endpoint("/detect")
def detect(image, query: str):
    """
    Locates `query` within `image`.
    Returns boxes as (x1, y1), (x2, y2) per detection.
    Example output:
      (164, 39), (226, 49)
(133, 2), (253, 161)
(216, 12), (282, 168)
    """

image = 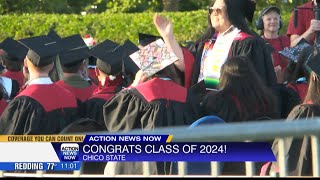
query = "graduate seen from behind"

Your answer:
(55, 34), (97, 103)
(0, 35), (79, 135)
(266, 51), (320, 176)
(201, 56), (279, 123)
(82, 39), (131, 124)
(0, 37), (27, 88)
(201, 56), (279, 176)
(153, 0), (276, 90)
(0, 38), (25, 101)
(103, 39), (202, 175)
